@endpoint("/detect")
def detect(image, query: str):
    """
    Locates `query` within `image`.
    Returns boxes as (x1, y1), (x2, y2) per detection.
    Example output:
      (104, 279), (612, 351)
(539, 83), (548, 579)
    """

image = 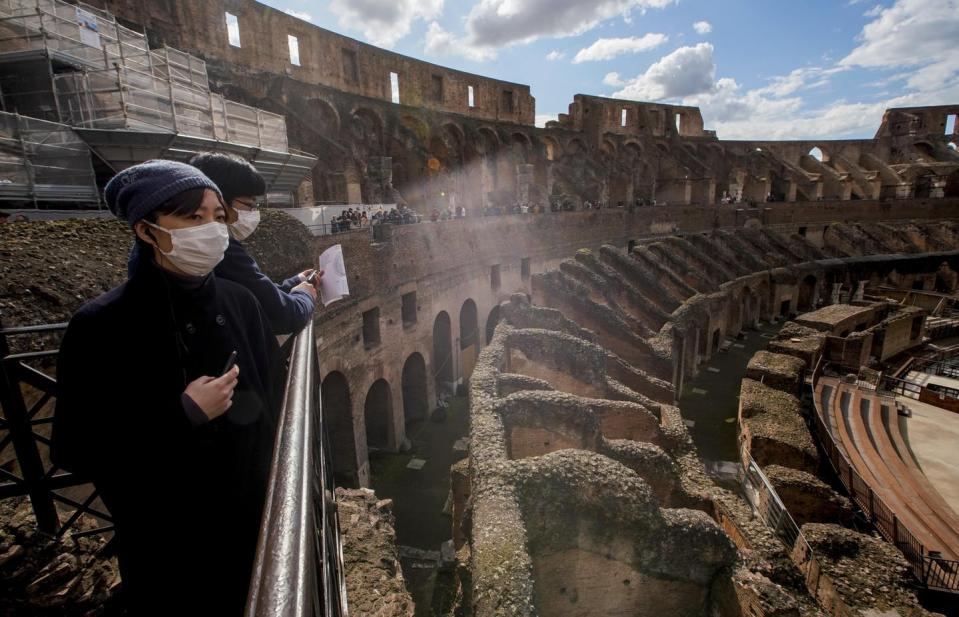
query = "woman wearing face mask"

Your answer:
(52, 160), (282, 617)
(129, 153), (320, 334)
